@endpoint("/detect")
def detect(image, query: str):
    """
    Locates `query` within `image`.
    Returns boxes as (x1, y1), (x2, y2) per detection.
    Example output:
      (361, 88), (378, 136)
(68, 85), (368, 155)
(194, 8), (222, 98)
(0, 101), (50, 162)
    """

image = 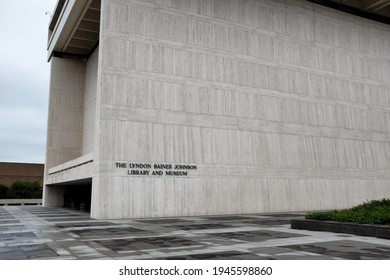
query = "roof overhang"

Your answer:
(46, 0), (388, 63)
(308, 0), (390, 24)
(47, 0), (100, 61)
